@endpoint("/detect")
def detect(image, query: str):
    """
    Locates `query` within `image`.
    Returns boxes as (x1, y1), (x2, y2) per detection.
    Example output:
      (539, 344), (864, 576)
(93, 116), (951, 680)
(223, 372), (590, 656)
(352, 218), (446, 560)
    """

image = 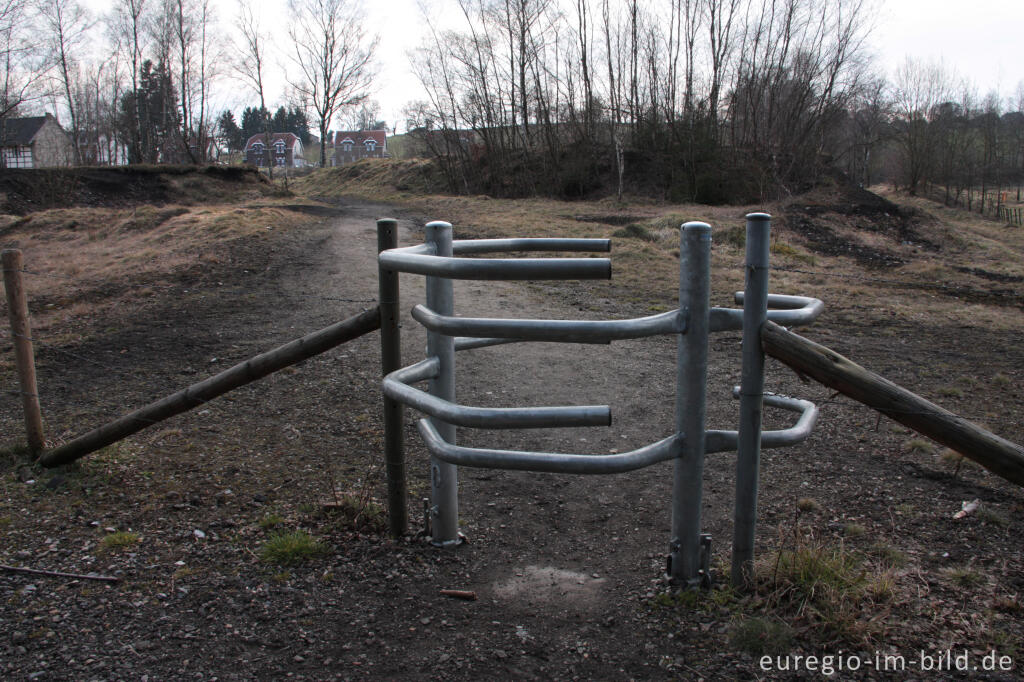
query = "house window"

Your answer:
(364, 139), (376, 152)
(341, 140), (353, 152)
(276, 156), (286, 166)
(3, 146), (32, 168)
(275, 141), (285, 154)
